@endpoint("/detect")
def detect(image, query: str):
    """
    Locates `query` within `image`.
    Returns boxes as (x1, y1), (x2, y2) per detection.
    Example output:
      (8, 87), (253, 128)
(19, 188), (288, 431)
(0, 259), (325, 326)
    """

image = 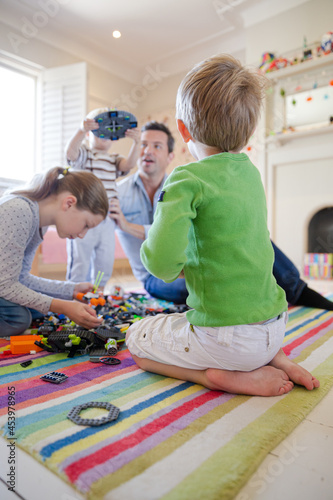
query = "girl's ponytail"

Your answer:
(12, 167), (108, 217)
